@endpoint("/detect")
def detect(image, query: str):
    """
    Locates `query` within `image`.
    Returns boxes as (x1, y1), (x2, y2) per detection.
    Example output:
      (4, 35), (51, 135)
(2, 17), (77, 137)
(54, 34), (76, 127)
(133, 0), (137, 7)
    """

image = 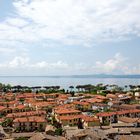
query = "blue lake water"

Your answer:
(0, 76), (140, 89)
